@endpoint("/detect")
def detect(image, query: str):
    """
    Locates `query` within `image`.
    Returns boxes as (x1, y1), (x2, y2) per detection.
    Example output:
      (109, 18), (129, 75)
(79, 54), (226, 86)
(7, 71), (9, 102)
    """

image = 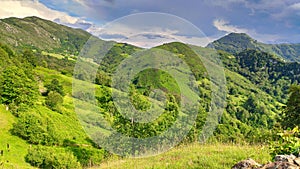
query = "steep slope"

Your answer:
(0, 16), (91, 54)
(0, 43), (108, 168)
(219, 49), (300, 103)
(86, 40), (283, 142)
(0, 16), (298, 167)
(0, 105), (33, 168)
(154, 43), (281, 141)
(208, 33), (300, 62)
